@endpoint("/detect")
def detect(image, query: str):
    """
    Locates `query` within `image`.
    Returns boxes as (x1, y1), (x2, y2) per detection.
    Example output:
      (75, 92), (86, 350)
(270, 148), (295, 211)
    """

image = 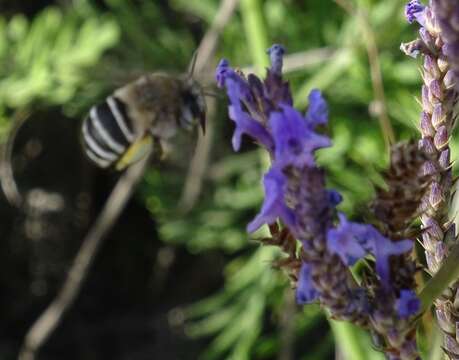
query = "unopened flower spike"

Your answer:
(404, 0), (459, 356)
